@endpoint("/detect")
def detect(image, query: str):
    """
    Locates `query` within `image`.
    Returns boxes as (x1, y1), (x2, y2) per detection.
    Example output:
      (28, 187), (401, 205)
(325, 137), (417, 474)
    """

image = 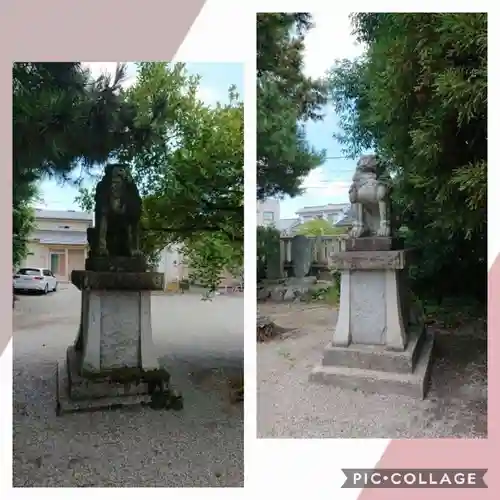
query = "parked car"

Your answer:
(13, 267), (58, 294)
